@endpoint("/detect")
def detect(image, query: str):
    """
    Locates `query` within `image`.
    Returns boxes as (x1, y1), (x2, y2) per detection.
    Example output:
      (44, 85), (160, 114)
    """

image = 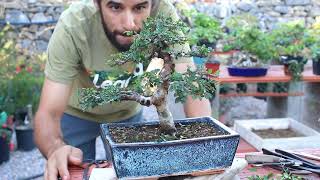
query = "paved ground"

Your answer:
(0, 96), (266, 180)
